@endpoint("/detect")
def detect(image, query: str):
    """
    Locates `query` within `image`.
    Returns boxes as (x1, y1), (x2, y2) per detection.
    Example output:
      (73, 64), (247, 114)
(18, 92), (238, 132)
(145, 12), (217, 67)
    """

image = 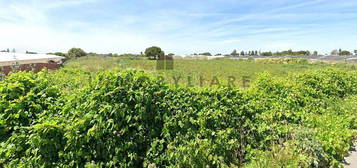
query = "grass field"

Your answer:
(62, 57), (354, 87)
